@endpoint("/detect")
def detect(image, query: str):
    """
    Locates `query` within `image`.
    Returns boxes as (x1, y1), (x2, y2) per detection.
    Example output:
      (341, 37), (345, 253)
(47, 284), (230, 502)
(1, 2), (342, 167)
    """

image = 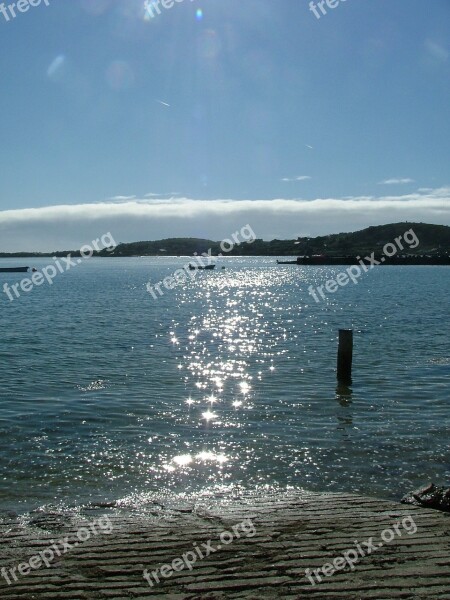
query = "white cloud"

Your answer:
(281, 175), (311, 182)
(0, 188), (449, 252)
(379, 178), (415, 185)
(144, 192), (181, 198)
(109, 195), (136, 201)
